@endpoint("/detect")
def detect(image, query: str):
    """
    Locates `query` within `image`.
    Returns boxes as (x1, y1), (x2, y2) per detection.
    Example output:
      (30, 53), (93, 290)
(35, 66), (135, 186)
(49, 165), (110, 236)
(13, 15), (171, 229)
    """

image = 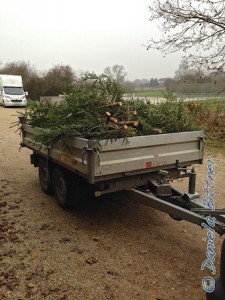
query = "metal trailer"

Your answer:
(20, 123), (225, 235)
